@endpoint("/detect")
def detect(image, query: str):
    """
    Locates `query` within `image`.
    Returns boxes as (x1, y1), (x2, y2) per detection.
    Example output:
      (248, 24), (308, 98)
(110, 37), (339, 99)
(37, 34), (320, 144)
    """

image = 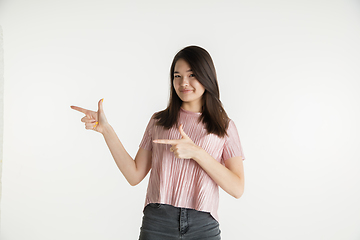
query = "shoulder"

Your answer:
(225, 118), (240, 138)
(144, 111), (160, 127)
(226, 118), (236, 131)
(146, 111), (163, 128)
(151, 109), (167, 119)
